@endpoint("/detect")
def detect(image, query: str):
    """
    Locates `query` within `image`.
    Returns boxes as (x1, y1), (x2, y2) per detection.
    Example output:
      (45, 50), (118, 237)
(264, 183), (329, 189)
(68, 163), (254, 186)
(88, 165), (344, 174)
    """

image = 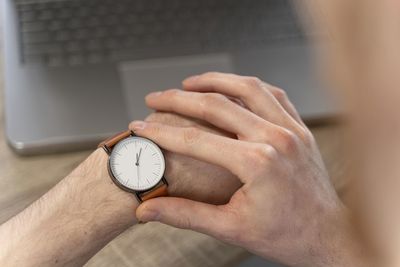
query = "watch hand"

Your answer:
(137, 148), (142, 165)
(136, 162), (140, 187)
(135, 152), (139, 166)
